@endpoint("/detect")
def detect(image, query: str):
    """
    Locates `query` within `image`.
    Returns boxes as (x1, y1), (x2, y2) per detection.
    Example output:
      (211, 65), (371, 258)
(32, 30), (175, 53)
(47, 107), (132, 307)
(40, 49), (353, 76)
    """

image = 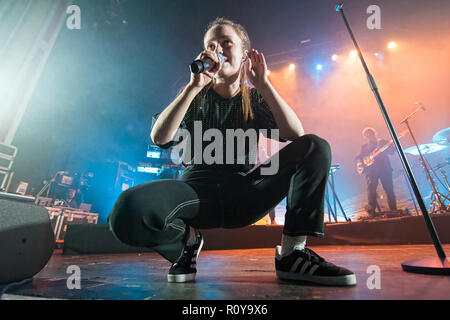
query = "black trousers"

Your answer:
(108, 134), (331, 262)
(366, 169), (397, 213)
